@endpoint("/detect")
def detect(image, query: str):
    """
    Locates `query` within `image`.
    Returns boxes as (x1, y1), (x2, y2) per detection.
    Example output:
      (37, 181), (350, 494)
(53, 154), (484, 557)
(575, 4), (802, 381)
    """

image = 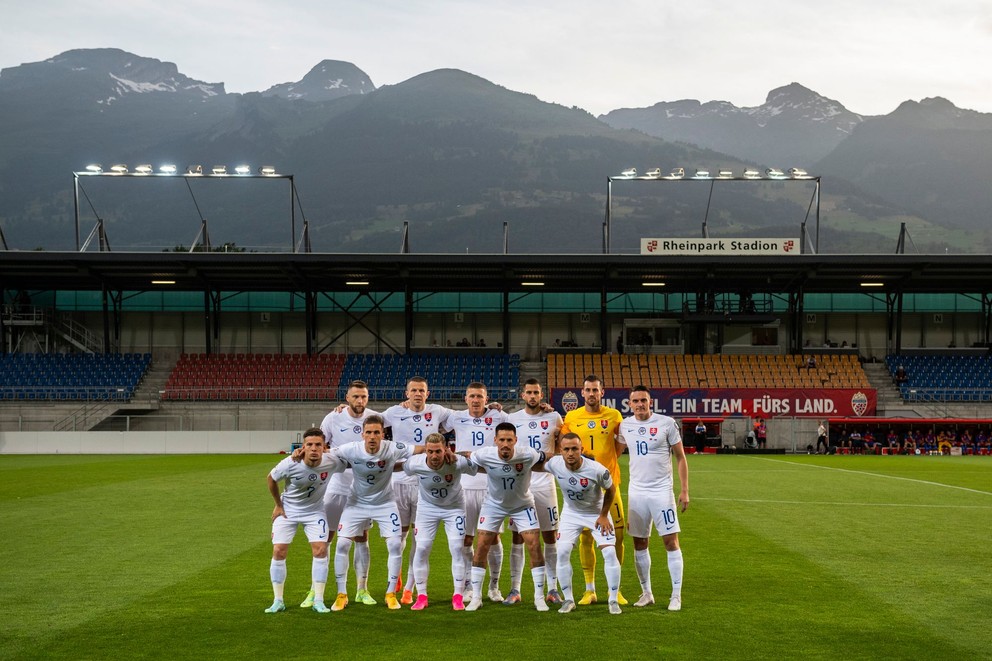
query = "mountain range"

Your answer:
(0, 48), (989, 254)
